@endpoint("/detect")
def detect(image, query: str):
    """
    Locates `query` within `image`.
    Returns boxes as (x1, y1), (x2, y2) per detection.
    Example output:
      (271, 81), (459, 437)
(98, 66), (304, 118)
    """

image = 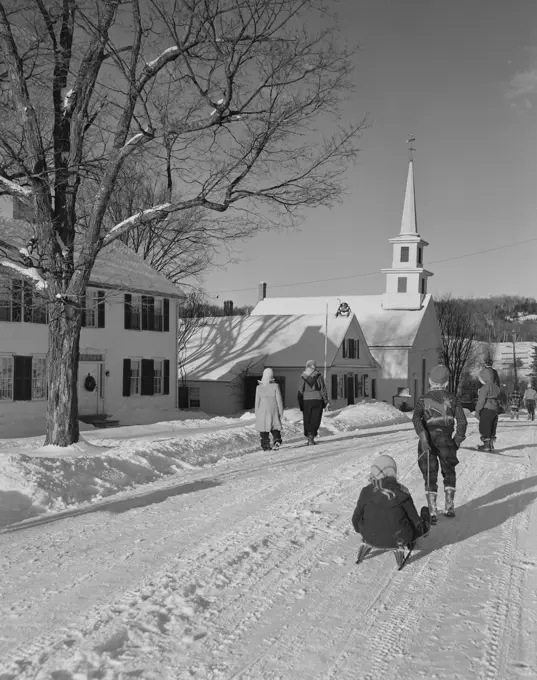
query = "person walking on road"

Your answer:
(412, 364), (467, 523)
(297, 360), (330, 446)
(524, 385), (537, 421)
(255, 368), (284, 451)
(475, 368), (501, 452)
